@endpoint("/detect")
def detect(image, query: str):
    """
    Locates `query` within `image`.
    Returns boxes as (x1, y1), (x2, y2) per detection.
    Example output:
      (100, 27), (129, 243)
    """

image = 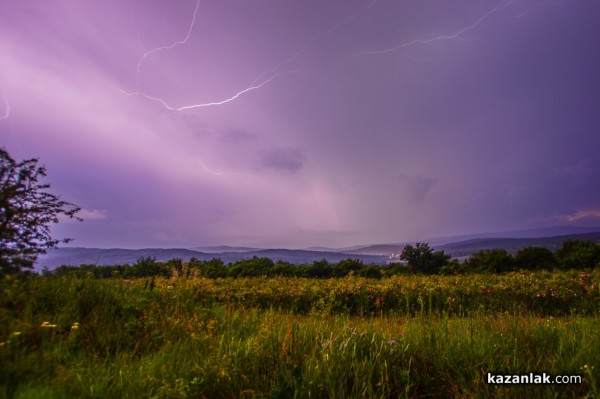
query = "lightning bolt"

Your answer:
(250, 0), (378, 86)
(135, 0), (200, 91)
(126, 0), (376, 111)
(0, 92), (9, 121)
(123, 67), (307, 110)
(354, 0), (516, 56)
(512, 0), (557, 18)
